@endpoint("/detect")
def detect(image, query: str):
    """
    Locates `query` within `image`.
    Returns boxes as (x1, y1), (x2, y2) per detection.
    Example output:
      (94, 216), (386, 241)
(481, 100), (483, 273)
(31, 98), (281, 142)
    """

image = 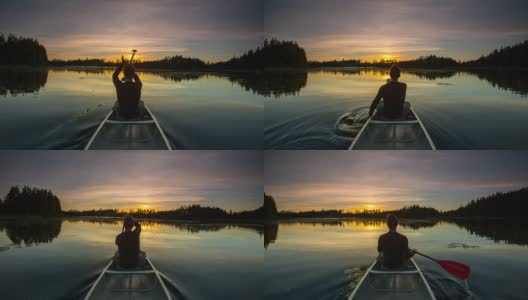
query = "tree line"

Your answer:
(444, 187), (527, 219)
(265, 187), (528, 220)
(464, 40), (528, 68)
(64, 204), (263, 220)
(0, 34), (48, 66)
(215, 38), (307, 69)
(0, 186), (61, 216)
(0, 185), (263, 220)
